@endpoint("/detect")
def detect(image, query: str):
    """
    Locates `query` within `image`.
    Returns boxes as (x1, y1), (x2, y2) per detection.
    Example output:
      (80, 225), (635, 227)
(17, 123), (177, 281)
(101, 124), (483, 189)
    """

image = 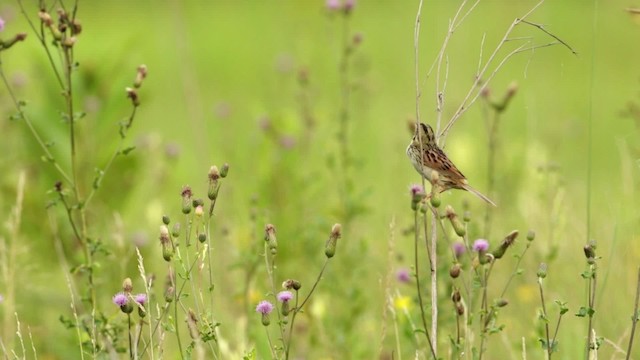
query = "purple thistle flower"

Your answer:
(452, 242), (466, 258)
(277, 291), (294, 303)
(396, 268), (411, 283)
(326, 0), (341, 10)
(256, 300), (274, 314)
(0, 17), (5, 32)
(409, 184), (424, 196)
(472, 239), (489, 252)
(113, 292), (128, 307)
(134, 293), (147, 305)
